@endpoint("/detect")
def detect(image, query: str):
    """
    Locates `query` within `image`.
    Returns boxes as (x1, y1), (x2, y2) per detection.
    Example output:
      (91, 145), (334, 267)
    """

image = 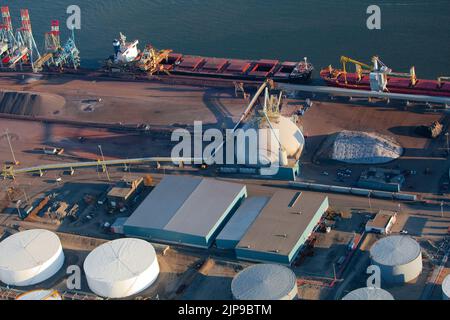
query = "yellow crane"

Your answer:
(138, 45), (172, 75)
(32, 52), (53, 72)
(340, 56), (373, 83)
